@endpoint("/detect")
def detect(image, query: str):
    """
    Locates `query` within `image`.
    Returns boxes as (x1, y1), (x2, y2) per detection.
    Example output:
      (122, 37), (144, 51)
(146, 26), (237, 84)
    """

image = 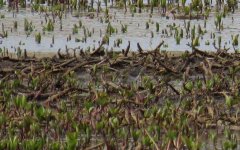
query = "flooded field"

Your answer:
(1, 0), (240, 149)
(0, 3), (240, 53)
